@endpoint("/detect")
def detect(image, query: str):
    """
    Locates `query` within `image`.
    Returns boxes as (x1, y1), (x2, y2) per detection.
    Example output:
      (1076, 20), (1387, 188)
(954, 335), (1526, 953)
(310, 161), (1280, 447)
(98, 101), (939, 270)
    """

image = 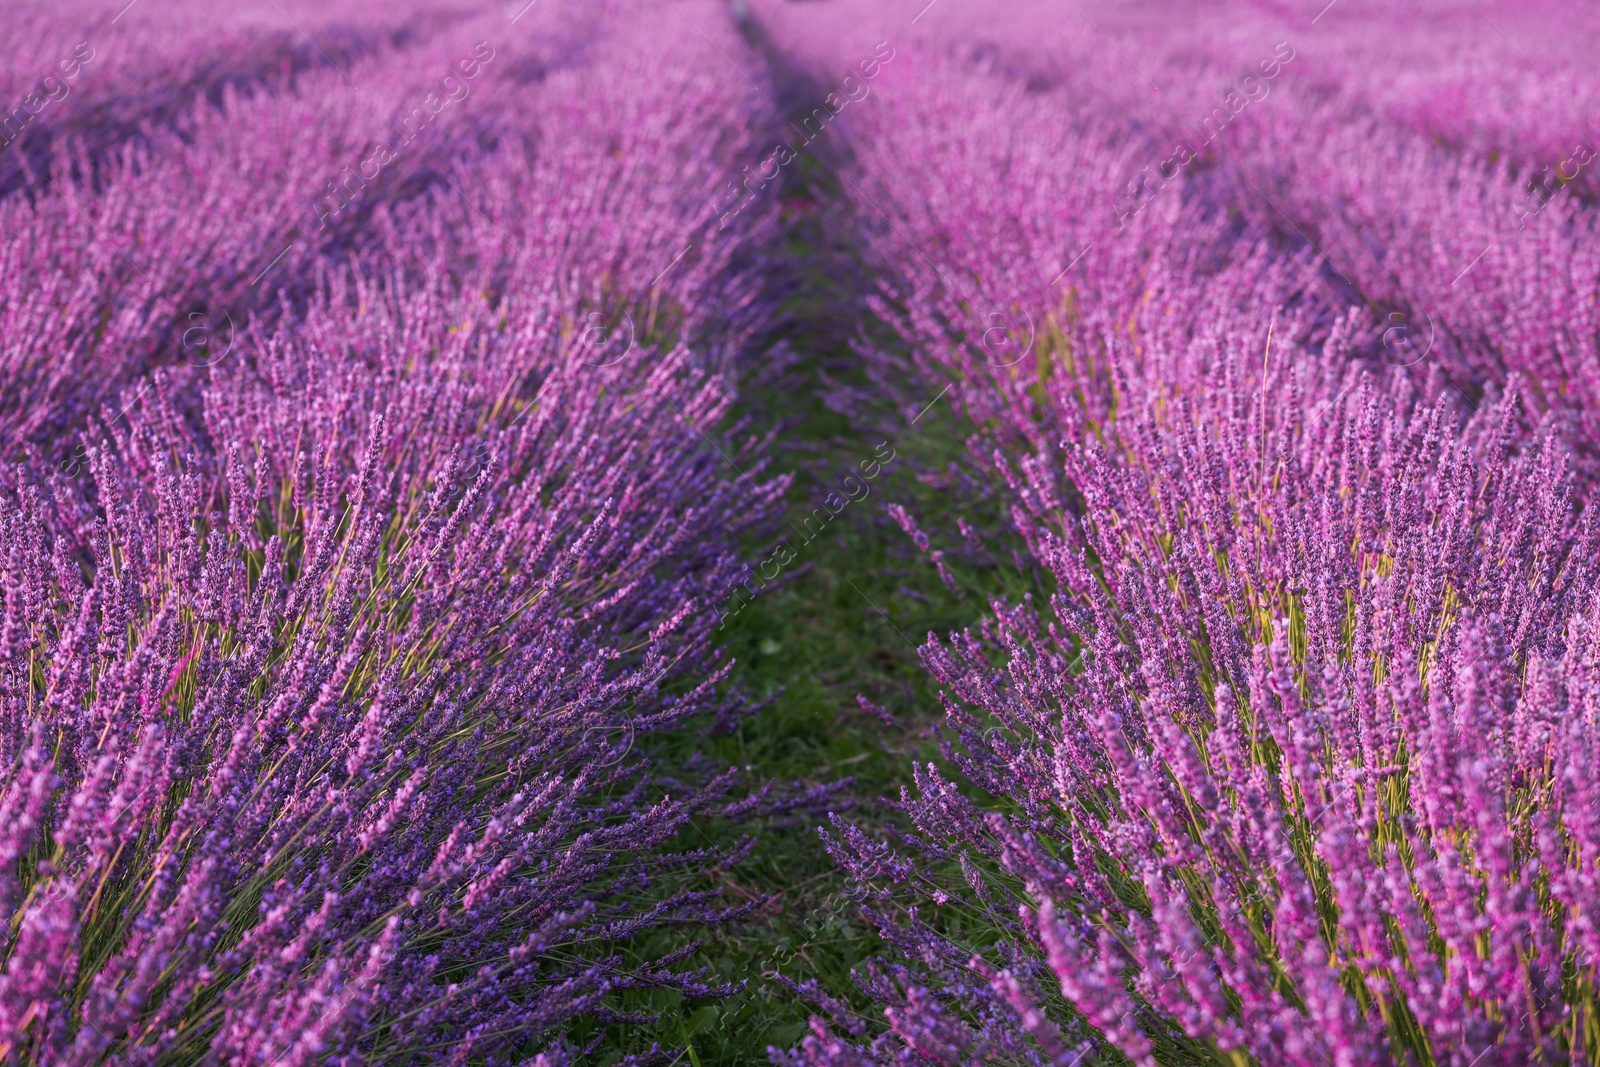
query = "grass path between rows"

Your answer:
(568, 20), (1039, 1062)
